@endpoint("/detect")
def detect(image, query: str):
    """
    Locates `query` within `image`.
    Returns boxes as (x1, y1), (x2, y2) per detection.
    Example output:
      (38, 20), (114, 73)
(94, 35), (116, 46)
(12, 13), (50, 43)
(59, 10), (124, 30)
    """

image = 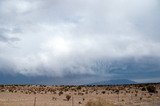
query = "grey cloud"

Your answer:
(0, 0), (159, 81)
(0, 27), (20, 42)
(0, 35), (20, 42)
